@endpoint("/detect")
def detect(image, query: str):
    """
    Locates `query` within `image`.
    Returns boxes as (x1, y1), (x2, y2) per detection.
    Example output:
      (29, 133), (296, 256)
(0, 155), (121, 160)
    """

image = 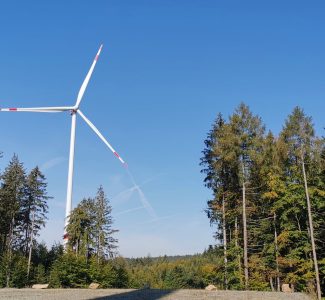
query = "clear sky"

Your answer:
(0, 1), (324, 257)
